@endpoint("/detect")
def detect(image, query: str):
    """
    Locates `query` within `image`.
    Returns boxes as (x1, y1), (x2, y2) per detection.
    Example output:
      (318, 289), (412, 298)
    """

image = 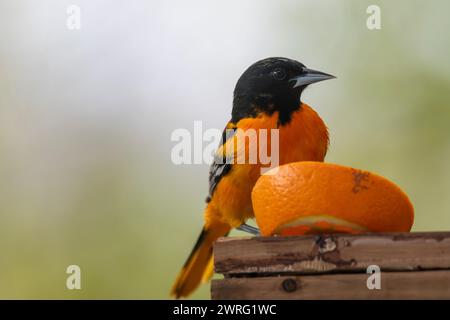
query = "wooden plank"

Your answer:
(214, 232), (450, 275)
(211, 270), (450, 300)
